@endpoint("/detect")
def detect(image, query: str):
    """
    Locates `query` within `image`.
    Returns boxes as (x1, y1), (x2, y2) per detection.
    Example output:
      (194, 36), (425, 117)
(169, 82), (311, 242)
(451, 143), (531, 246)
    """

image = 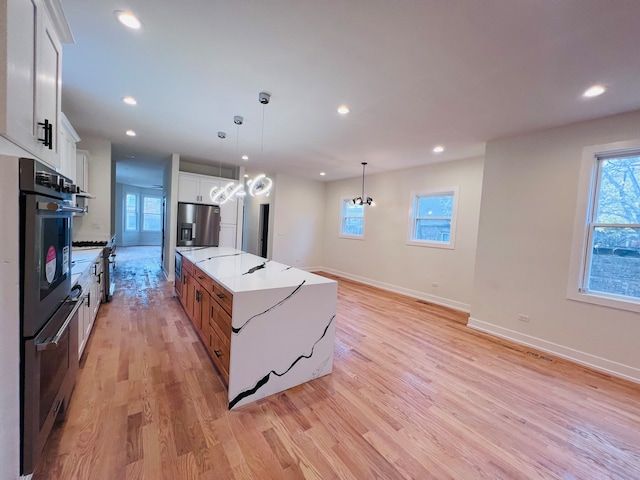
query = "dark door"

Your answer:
(259, 204), (269, 258)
